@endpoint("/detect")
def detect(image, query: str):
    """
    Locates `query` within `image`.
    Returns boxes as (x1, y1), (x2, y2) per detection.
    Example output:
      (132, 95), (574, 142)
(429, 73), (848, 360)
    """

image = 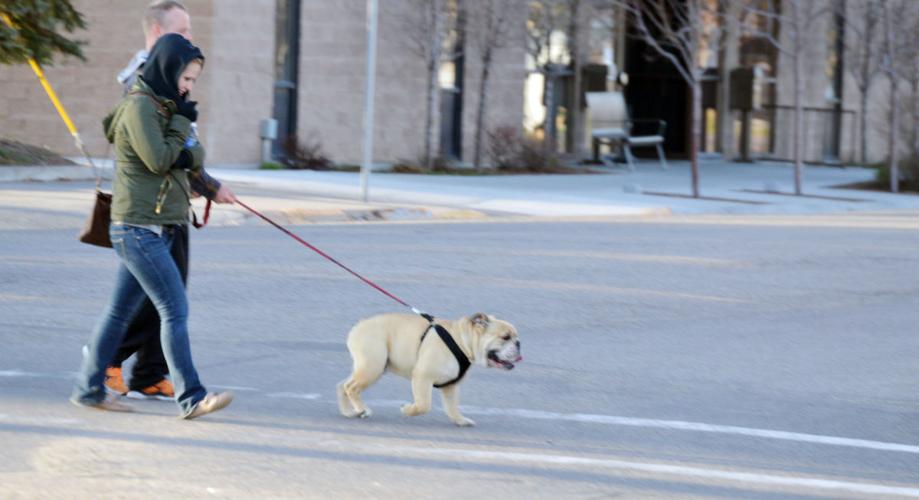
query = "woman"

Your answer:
(72, 34), (234, 419)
